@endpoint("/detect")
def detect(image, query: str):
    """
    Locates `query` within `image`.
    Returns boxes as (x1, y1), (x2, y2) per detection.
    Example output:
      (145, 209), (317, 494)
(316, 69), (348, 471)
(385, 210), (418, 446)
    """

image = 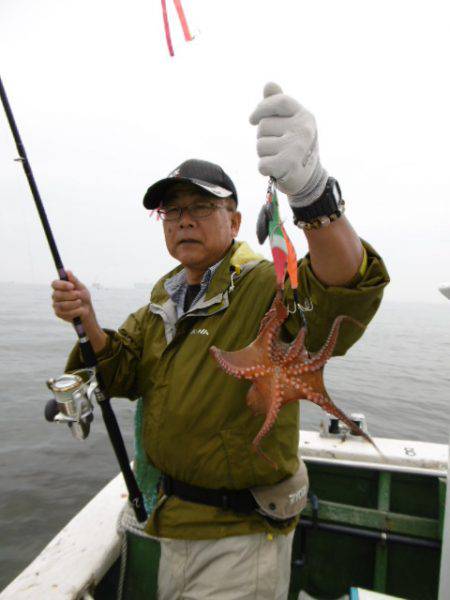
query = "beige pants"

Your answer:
(157, 530), (295, 600)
